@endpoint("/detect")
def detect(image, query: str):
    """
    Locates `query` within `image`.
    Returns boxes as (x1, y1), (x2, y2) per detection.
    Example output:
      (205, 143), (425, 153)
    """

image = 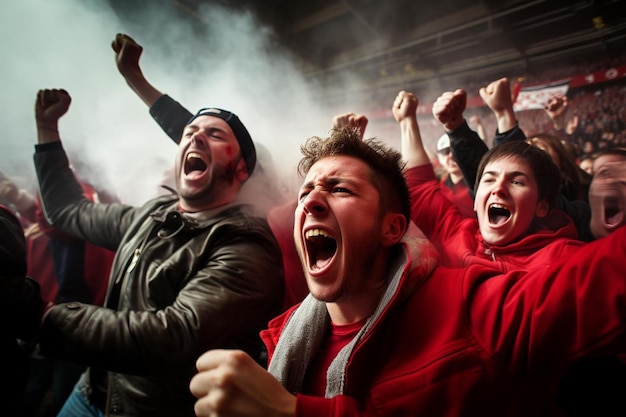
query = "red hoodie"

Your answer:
(260, 225), (626, 417)
(406, 164), (586, 271)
